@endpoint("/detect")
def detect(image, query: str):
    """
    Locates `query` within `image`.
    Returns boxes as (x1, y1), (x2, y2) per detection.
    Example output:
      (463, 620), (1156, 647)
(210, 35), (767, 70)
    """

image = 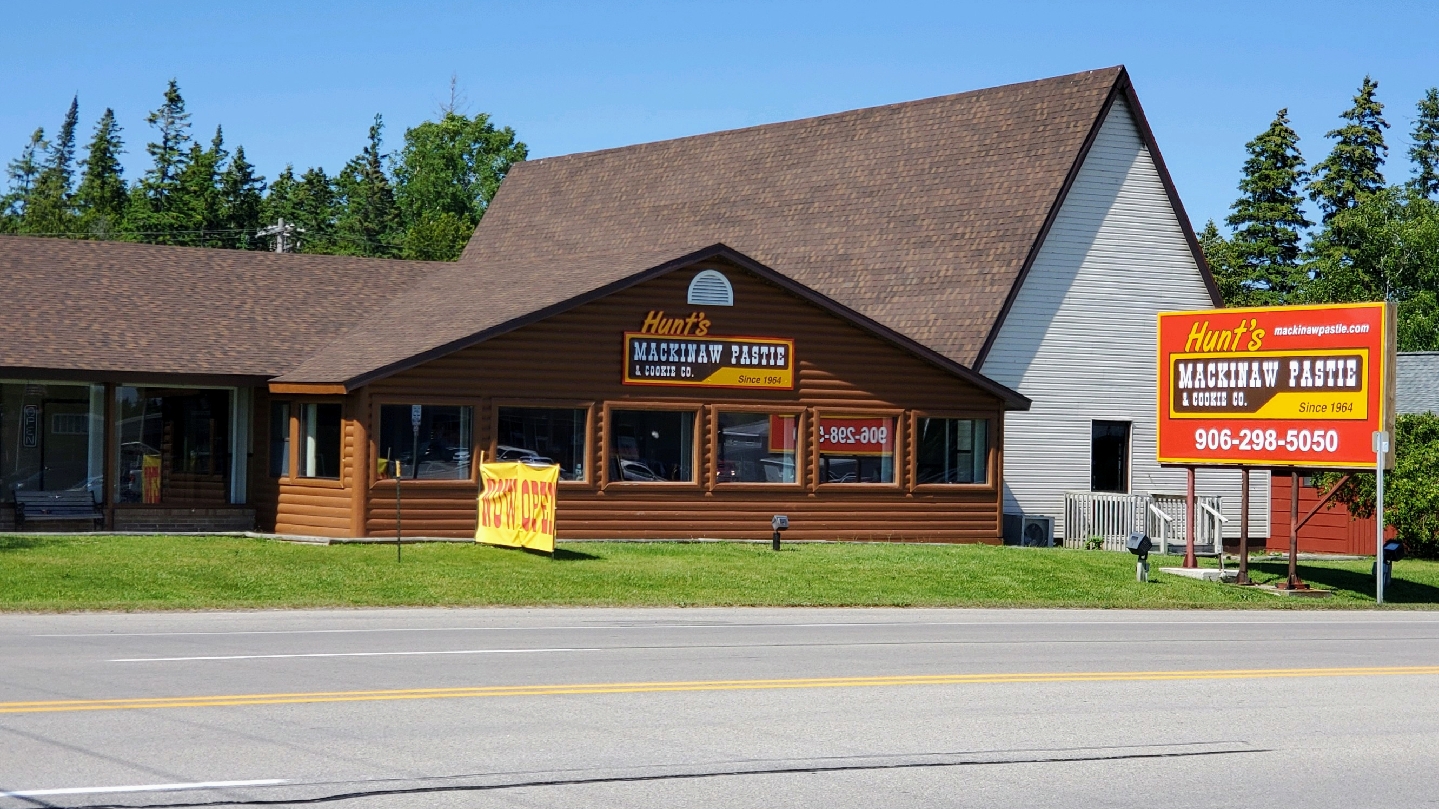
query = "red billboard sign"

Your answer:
(1157, 302), (1395, 469)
